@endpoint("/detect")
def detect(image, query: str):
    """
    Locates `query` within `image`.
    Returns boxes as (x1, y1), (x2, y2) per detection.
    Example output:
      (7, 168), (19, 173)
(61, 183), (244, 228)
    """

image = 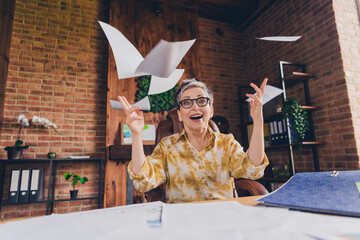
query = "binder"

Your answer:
(272, 120), (279, 145)
(269, 121), (275, 143)
(8, 169), (21, 204)
(263, 123), (271, 147)
(19, 169), (31, 203)
(282, 119), (289, 143)
(277, 119), (285, 144)
(29, 168), (45, 202)
(257, 171), (360, 218)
